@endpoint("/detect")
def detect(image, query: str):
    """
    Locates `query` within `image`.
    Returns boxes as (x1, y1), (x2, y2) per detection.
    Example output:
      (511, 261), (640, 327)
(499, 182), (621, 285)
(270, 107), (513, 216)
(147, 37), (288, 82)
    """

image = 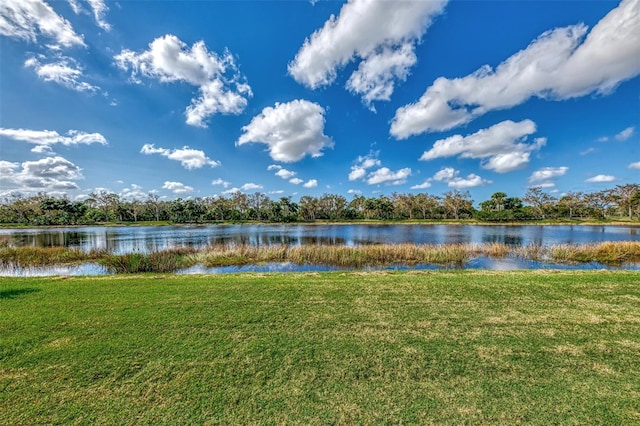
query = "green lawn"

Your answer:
(1, 271), (639, 424)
